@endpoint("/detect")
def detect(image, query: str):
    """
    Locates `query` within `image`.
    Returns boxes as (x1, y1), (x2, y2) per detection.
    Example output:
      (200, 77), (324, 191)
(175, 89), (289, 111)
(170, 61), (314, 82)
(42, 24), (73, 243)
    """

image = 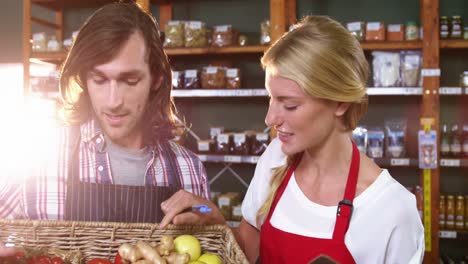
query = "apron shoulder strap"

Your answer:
(67, 125), (81, 184)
